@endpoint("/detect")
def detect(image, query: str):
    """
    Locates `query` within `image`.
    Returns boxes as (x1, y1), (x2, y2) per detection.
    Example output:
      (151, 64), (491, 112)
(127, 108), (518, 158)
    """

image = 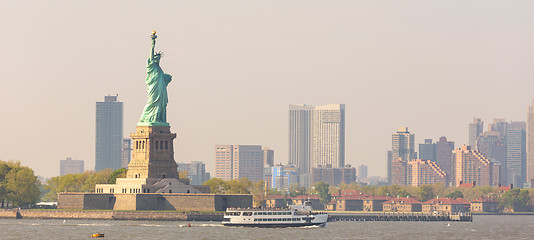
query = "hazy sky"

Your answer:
(1, 1), (534, 178)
